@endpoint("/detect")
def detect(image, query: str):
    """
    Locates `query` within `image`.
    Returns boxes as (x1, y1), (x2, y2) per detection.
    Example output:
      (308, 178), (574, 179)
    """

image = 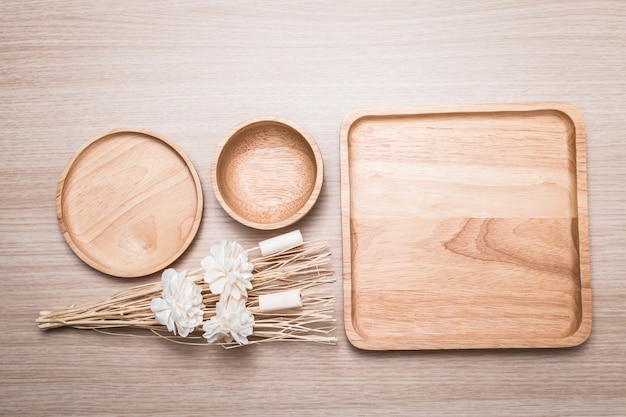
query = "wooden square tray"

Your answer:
(340, 103), (591, 350)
